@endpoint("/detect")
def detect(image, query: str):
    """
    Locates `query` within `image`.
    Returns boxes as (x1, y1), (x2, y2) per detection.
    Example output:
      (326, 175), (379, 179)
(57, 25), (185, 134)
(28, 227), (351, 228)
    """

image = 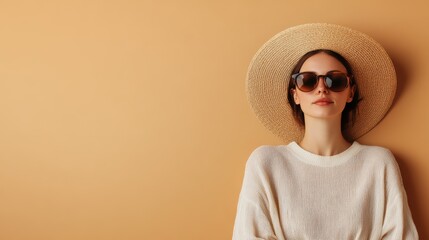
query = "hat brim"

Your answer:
(247, 23), (396, 142)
